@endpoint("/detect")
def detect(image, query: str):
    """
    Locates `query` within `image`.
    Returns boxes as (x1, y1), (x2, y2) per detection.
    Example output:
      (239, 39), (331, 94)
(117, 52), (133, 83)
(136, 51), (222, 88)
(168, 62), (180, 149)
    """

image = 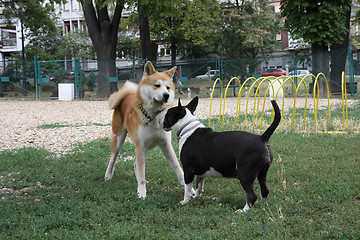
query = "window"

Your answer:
(64, 21), (70, 34)
(73, 0), (80, 11)
(72, 21), (78, 31)
(64, 1), (71, 11)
